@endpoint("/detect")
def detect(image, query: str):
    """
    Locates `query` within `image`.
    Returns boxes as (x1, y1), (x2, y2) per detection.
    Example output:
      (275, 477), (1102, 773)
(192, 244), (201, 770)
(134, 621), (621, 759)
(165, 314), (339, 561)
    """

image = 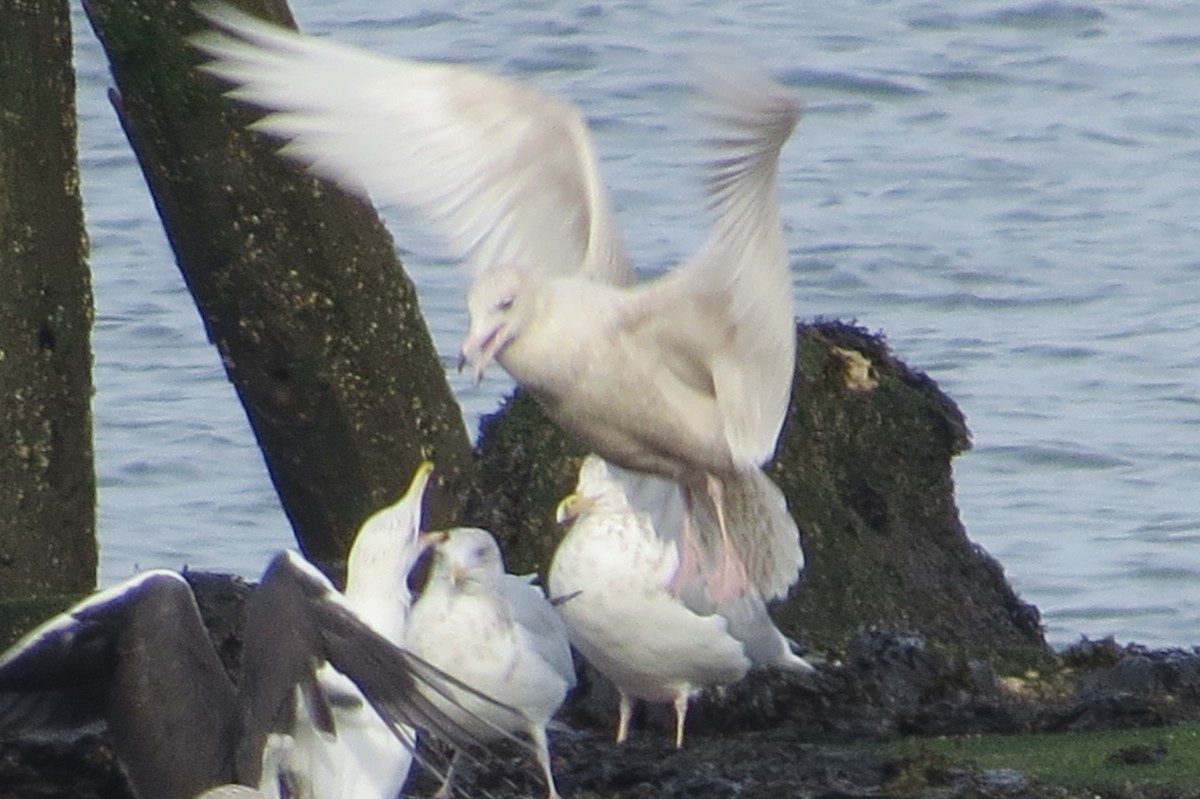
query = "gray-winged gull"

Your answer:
(0, 548), (507, 799)
(406, 527), (576, 799)
(550, 455), (813, 747)
(191, 3), (804, 605)
(285, 461), (435, 799)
